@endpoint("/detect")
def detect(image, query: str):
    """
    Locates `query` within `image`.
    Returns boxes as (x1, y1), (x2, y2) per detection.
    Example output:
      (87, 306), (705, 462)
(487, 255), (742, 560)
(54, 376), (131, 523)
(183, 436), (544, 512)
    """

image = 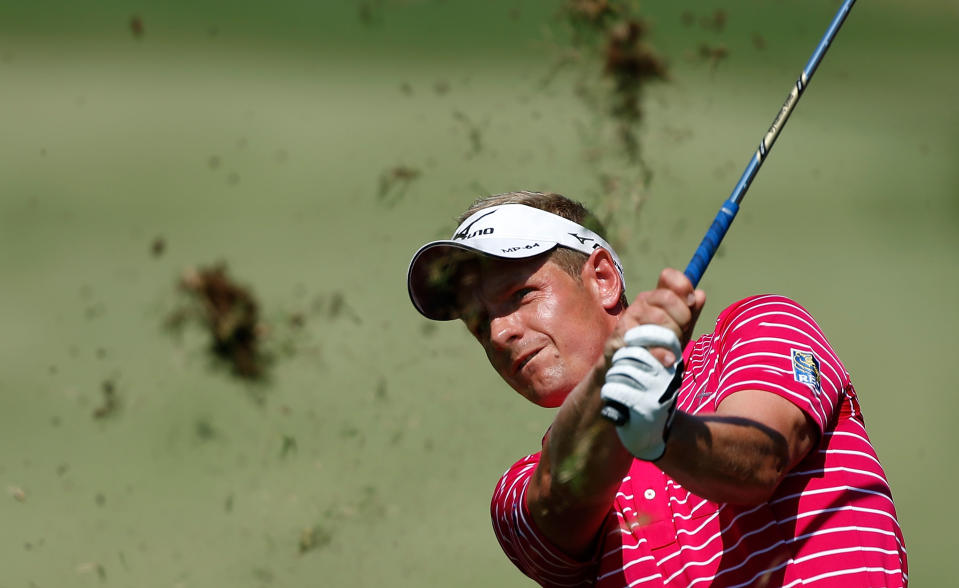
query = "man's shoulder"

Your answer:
(686, 294), (824, 361)
(495, 451), (542, 486)
(709, 294), (814, 336)
(491, 451), (542, 516)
